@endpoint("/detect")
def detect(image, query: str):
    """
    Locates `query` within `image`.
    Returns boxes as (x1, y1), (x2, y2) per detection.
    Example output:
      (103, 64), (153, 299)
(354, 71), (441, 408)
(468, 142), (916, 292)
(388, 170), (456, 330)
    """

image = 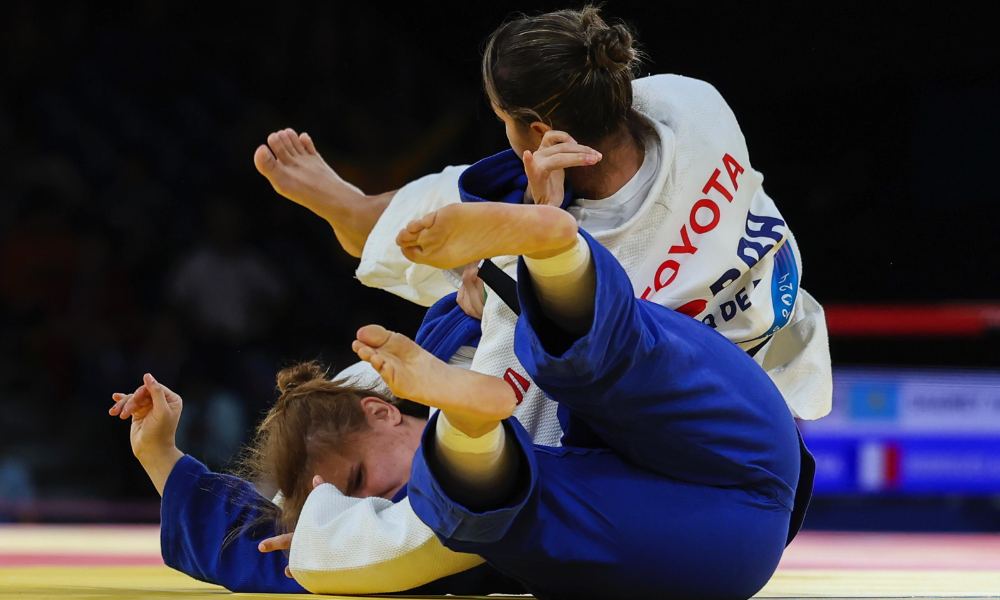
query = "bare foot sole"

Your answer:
(254, 128), (363, 211)
(352, 325), (516, 437)
(395, 203), (579, 270)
